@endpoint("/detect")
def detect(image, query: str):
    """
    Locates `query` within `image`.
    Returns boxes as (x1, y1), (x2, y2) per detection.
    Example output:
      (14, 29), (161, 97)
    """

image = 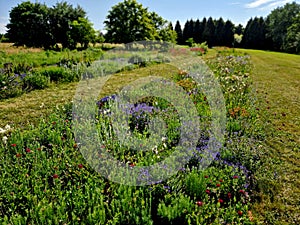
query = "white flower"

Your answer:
(40, 103), (45, 108)
(0, 128), (6, 134)
(4, 125), (11, 130)
(152, 146), (158, 154)
(2, 136), (8, 145)
(161, 137), (168, 142)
